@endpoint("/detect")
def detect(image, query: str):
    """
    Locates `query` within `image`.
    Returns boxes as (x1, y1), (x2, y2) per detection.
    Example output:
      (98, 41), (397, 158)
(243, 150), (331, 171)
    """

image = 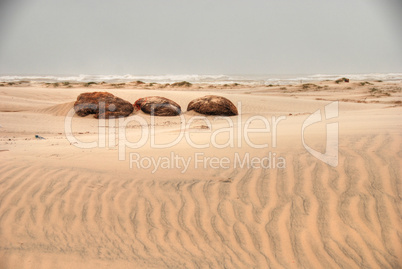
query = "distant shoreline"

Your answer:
(1, 79), (400, 108)
(1, 73), (402, 86)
